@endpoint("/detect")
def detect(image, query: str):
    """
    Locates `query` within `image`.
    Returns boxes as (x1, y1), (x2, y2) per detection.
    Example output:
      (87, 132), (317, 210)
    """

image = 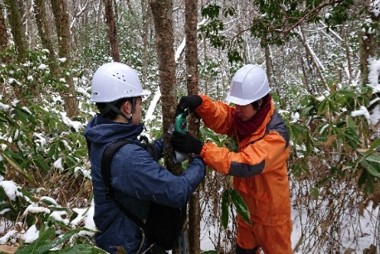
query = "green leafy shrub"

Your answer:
(285, 84), (380, 193)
